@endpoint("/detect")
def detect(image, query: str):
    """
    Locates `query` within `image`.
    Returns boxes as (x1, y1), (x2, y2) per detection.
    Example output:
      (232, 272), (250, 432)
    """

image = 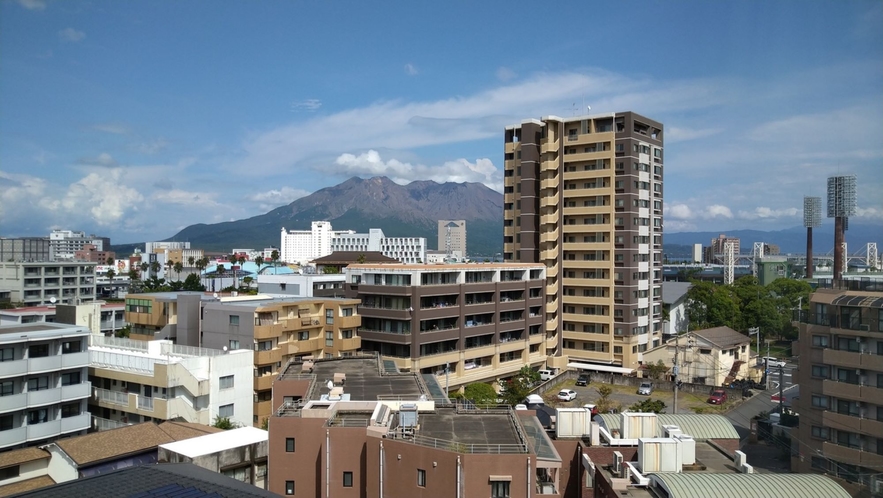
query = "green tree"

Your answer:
(463, 383), (498, 405)
(182, 273), (205, 291)
(114, 324), (131, 338)
(595, 385), (620, 413)
(188, 255), (195, 268)
(173, 261), (184, 281)
(242, 276), (254, 289)
(254, 255), (264, 274)
(502, 366), (542, 406)
(150, 261), (161, 278)
(356, 253), (367, 264)
(106, 256), (114, 265)
(322, 266), (340, 274)
(629, 398), (667, 413)
(270, 250), (280, 274)
(684, 281), (740, 330)
(645, 360), (669, 380)
(212, 416), (237, 430)
(139, 262), (149, 279)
